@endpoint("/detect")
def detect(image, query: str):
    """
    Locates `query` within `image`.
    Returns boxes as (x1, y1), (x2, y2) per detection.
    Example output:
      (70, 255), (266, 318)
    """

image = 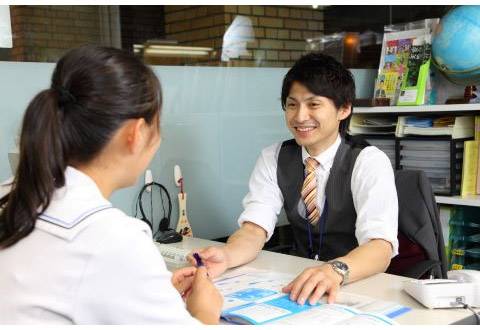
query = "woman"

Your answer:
(0, 45), (222, 324)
